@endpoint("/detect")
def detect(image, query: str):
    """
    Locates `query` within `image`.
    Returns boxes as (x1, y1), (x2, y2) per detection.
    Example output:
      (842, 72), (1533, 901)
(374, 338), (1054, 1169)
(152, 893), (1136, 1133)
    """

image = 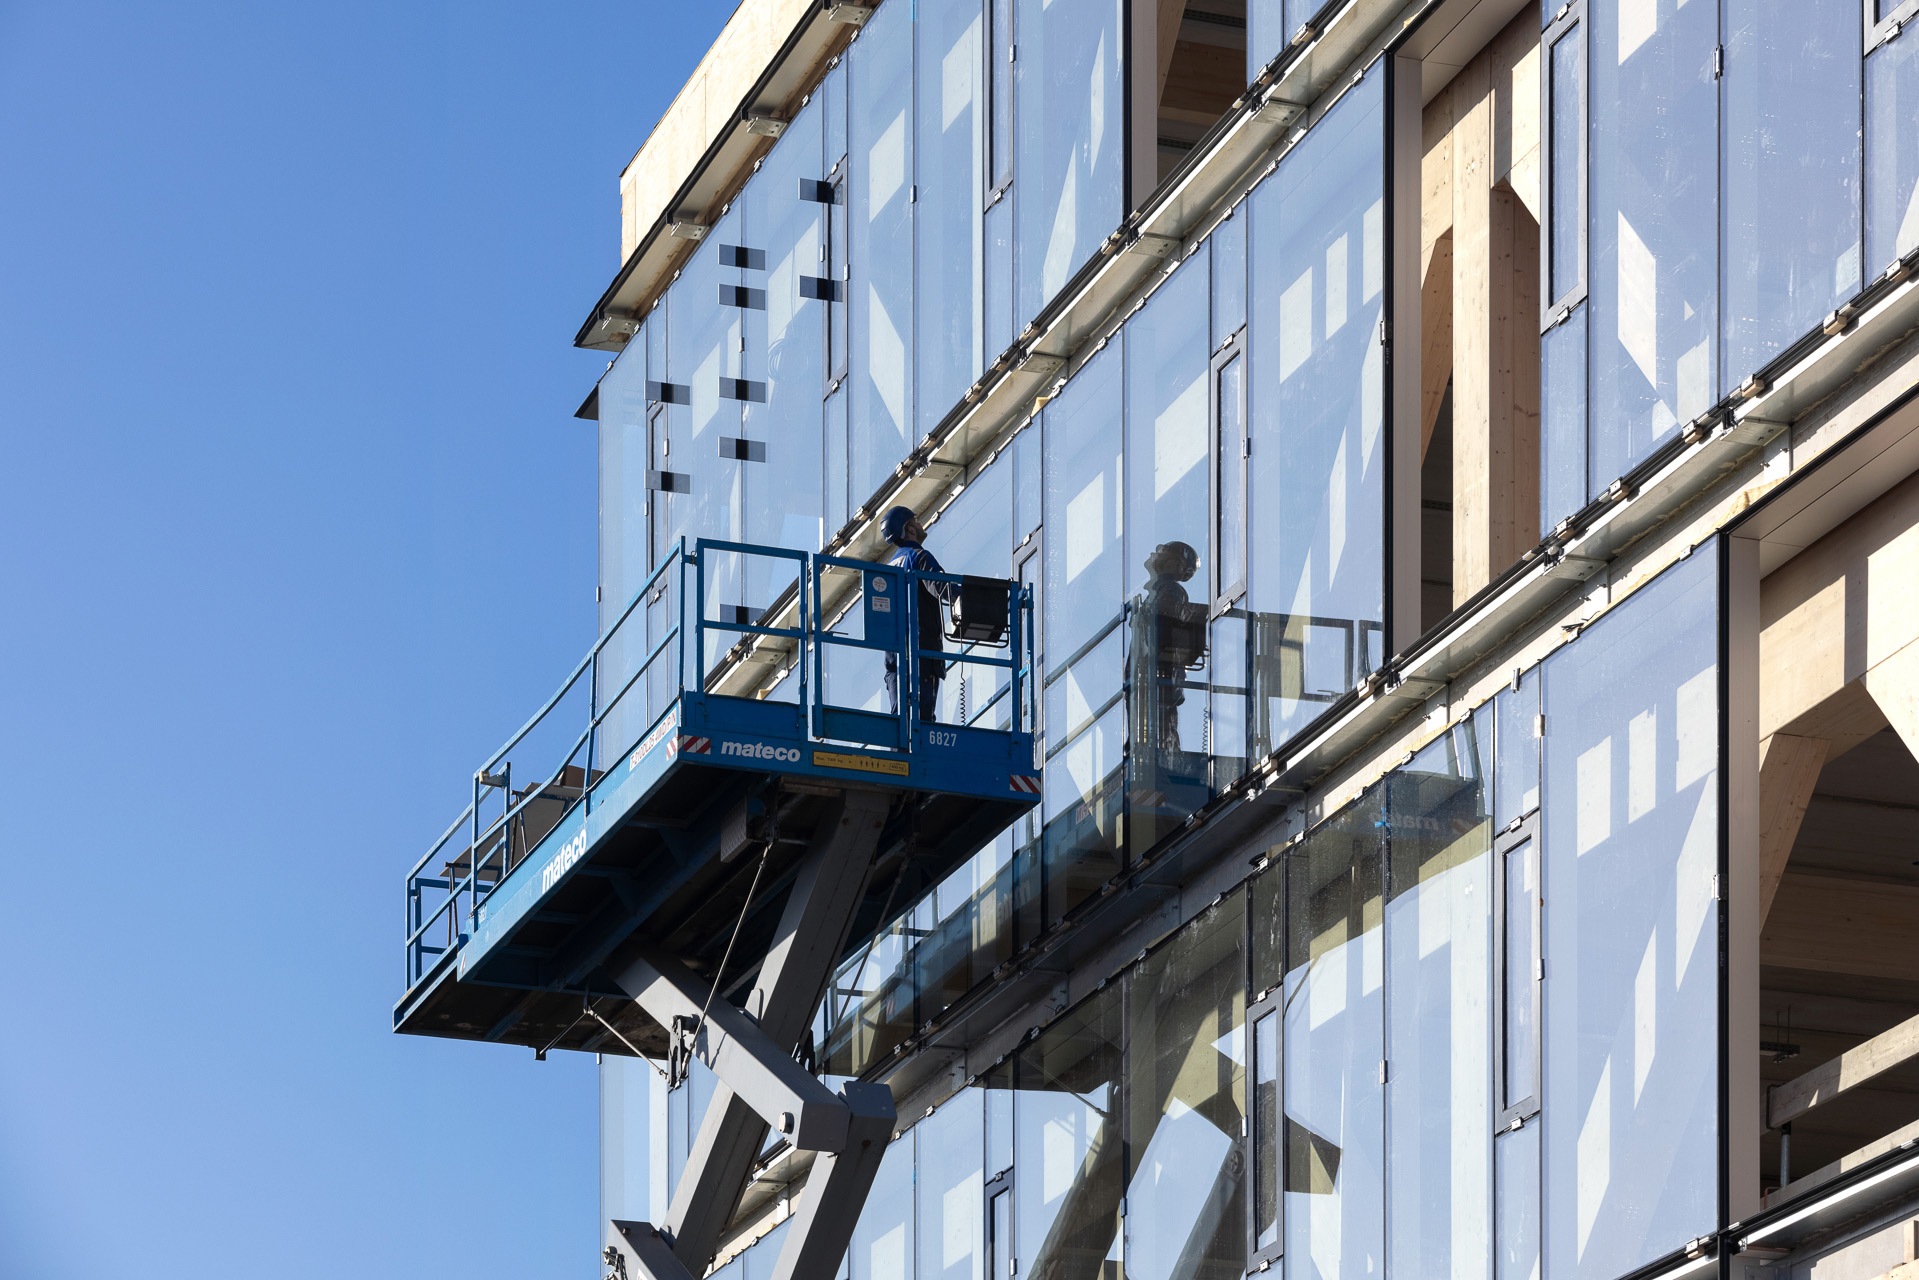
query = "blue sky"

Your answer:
(0, 4), (727, 1275)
